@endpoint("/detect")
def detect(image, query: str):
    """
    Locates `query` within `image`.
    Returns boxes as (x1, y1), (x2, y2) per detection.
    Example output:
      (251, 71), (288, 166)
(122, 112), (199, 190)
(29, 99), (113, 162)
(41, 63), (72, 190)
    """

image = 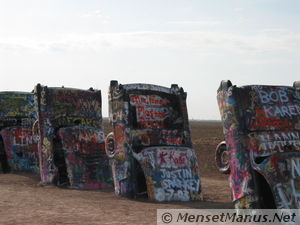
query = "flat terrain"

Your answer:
(0, 121), (233, 225)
